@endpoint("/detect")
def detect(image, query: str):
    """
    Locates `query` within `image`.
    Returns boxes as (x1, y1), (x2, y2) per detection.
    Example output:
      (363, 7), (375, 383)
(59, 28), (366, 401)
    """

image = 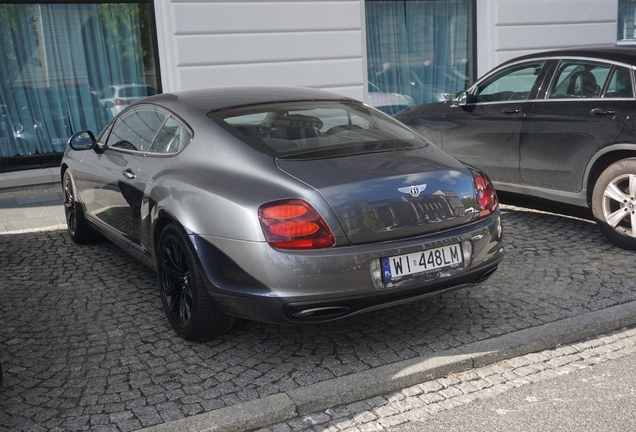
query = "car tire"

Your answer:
(591, 158), (636, 250)
(63, 170), (95, 244)
(157, 223), (236, 340)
